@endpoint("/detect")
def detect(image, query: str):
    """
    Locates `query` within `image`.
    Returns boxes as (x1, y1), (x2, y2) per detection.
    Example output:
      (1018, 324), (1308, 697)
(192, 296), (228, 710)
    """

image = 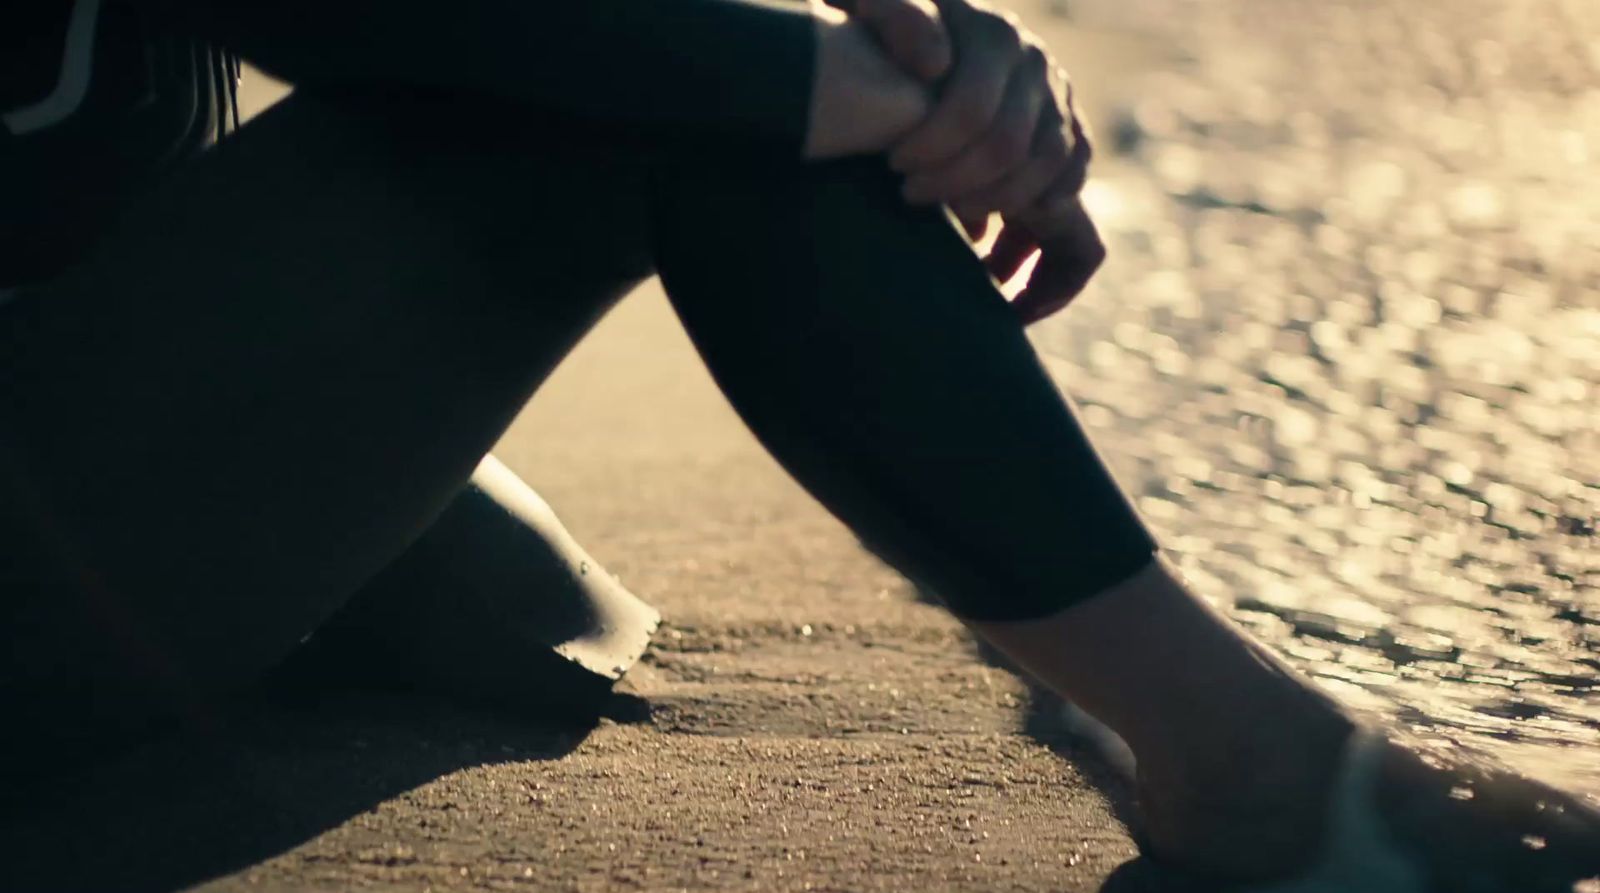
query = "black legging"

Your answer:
(0, 89), (1154, 726)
